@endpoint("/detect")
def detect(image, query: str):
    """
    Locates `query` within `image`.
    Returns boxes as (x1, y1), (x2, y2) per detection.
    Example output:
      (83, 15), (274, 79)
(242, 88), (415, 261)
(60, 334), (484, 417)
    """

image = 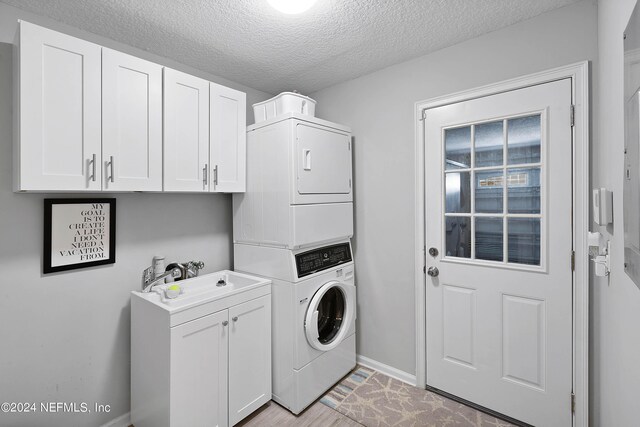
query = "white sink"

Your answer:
(132, 270), (270, 311)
